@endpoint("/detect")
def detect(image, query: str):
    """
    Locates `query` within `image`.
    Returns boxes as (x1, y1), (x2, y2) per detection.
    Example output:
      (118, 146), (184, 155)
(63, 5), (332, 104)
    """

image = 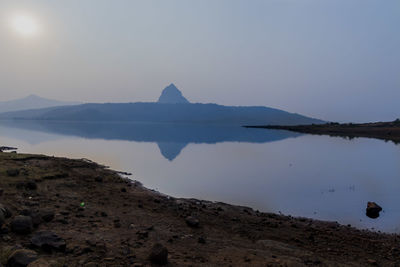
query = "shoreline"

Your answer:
(245, 121), (400, 144)
(1, 152), (399, 266)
